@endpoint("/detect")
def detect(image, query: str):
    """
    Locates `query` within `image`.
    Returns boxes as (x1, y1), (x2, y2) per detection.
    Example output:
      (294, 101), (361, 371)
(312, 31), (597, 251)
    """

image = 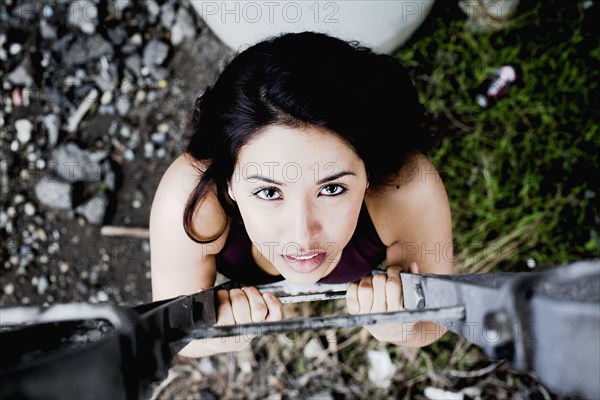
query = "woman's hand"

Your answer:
(345, 262), (420, 343)
(205, 286), (283, 352)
